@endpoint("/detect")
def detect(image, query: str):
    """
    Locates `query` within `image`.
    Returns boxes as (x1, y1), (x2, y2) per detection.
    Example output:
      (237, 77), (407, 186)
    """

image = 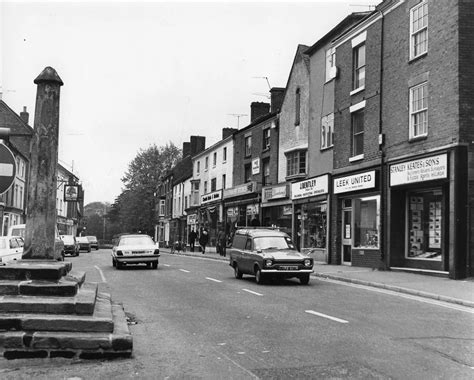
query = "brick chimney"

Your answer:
(182, 142), (191, 157)
(250, 102), (270, 122)
(190, 136), (206, 156)
(222, 128), (237, 139)
(20, 106), (29, 124)
(270, 88), (285, 113)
